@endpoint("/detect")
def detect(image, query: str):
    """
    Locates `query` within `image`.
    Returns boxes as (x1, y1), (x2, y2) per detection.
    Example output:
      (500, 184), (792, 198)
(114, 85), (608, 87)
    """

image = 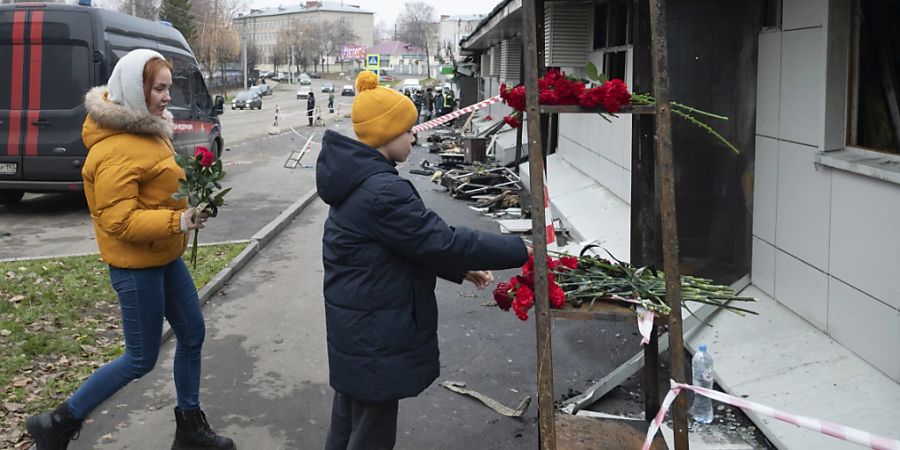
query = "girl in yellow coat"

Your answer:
(26, 49), (235, 450)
